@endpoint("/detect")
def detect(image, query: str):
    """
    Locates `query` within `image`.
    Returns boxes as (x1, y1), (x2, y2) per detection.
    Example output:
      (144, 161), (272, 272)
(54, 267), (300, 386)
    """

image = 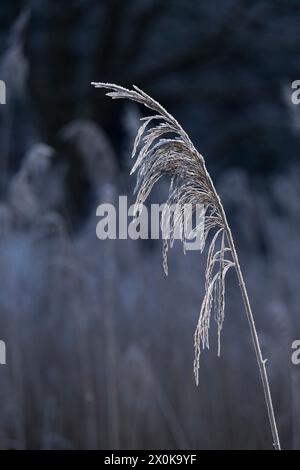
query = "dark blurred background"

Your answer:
(0, 0), (300, 450)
